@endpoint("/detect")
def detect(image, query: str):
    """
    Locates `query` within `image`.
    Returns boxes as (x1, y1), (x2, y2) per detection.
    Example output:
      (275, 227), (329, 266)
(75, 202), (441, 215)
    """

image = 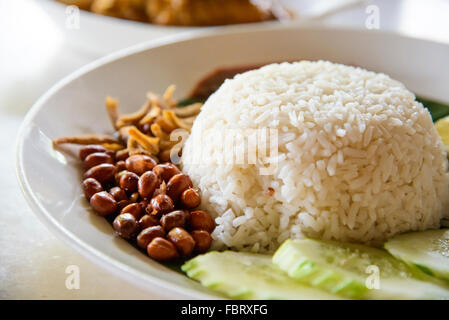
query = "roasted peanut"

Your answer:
(153, 163), (181, 182)
(152, 181), (166, 198)
(147, 237), (179, 261)
(125, 154), (157, 175)
(158, 149), (172, 162)
(137, 226), (165, 249)
(84, 163), (117, 185)
(167, 227), (195, 257)
(160, 210), (189, 231)
(79, 144), (113, 161)
(109, 186), (128, 202)
(150, 194), (174, 216)
(115, 149), (129, 162)
(139, 199), (149, 210)
(189, 210), (215, 233)
(117, 200), (131, 212)
(113, 213), (139, 239)
(83, 152), (114, 169)
(138, 214), (159, 229)
(140, 200), (155, 216)
(82, 178), (103, 200)
(180, 188), (201, 208)
(115, 170), (128, 185)
(166, 174), (193, 202)
(129, 192), (140, 203)
(119, 171), (139, 193)
(138, 171), (160, 199)
(115, 160), (126, 172)
(90, 191), (117, 216)
(144, 201), (153, 215)
(140, 123), (151, 134)
(120, 203), (143, 219)
(191, 230), (212, 253)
